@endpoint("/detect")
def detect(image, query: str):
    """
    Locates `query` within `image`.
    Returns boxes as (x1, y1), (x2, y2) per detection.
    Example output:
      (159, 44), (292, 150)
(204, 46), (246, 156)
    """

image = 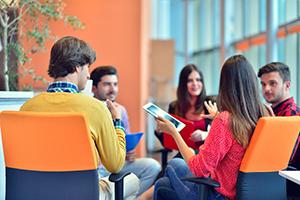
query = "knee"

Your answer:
(143, 158), (162, 175)
(151, 159), (162, 174)
(168, 157), (186, 168)
(155, 177), (170, 189)
(166, 158), (190, 178)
